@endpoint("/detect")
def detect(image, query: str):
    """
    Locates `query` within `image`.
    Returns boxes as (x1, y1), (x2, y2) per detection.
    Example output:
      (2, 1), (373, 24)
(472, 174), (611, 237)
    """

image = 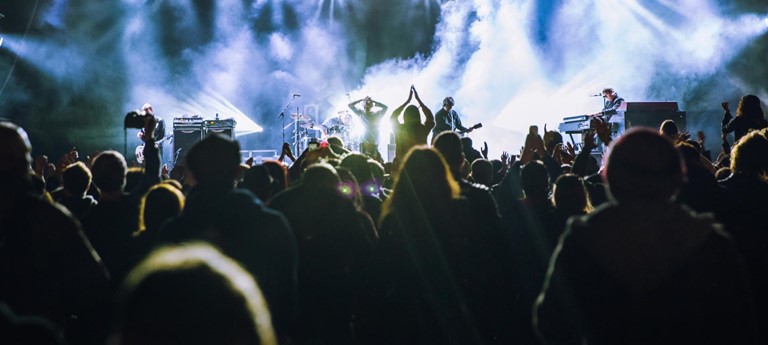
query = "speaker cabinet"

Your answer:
(205, 127), (235, 140)
(173, 128), (203, 166)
